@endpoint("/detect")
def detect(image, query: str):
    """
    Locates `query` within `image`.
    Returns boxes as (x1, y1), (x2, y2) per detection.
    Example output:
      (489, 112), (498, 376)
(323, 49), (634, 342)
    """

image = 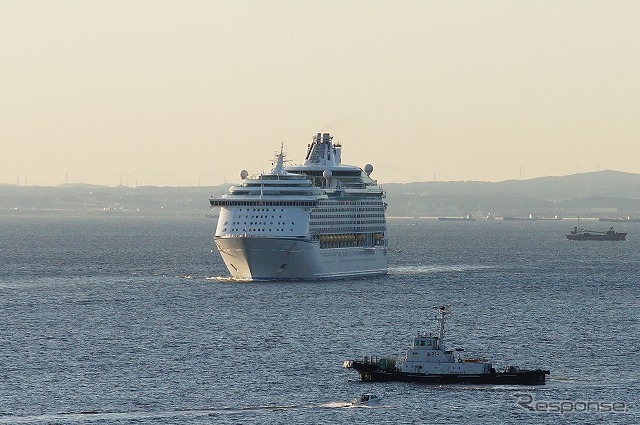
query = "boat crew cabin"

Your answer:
(414, 334), (440, 350)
